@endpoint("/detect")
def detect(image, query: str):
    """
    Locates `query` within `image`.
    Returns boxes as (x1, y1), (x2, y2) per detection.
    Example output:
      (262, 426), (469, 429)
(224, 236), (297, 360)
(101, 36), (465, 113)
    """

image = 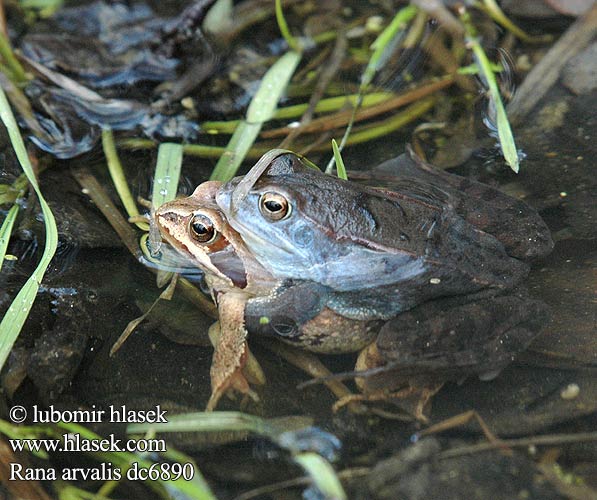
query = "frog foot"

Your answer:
(206, 320), (266, 411)
(332, 387), (434, 423)
(333, 384), (445, 422)
(206, 366), (260, 412)
(333, 342), (443, 421)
